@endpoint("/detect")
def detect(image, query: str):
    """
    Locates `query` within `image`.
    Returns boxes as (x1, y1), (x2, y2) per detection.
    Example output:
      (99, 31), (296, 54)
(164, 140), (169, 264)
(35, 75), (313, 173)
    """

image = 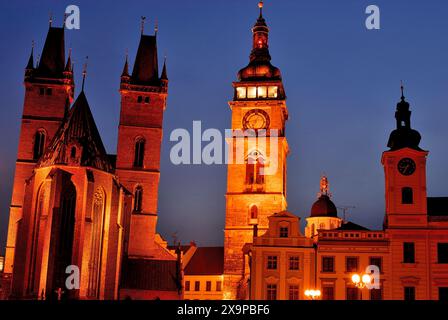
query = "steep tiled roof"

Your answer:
(131, 35), (159, 85)
(184, 247), (224, 276)
(336, 221), (370, 231)
(121, 258), (180, 292)
(427, 197), (448, 216)
(37, 91), (113, 172)
(36, 27), (65, 77)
